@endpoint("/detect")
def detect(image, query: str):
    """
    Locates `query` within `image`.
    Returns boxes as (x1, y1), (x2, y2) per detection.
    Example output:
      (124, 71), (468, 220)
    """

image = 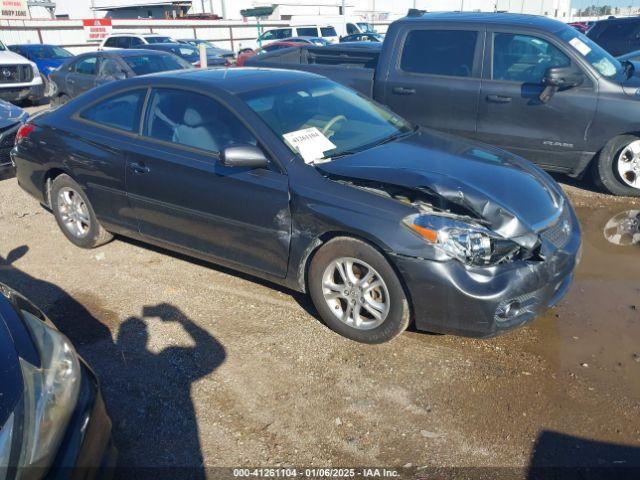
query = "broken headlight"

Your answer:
(403, 214), (522, 266)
